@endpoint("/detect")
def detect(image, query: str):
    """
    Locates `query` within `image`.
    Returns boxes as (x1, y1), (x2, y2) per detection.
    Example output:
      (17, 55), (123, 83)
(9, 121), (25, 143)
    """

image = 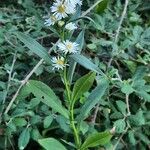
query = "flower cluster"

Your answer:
(44, 0), (82, 27)
(45, 0), (82, 70)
